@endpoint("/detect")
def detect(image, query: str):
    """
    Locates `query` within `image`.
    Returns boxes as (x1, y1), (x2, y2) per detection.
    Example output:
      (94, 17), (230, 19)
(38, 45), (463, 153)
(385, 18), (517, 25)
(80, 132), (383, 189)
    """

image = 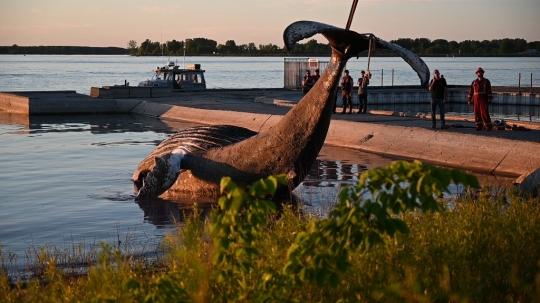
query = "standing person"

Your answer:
(428, 69), (448, 129)
(340, 69), (353, 114)
(312, 69), (321, 83)
(468, 67), (493, 131)
(302, 70), (313, 96)
(357, 70), (370, 114)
